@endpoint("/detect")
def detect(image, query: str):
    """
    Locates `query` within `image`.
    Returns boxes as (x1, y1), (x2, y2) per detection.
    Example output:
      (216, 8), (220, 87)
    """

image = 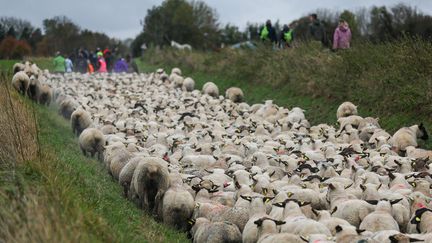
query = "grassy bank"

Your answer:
(139, 38), (432, 149)
(0, 69), (188, 242)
